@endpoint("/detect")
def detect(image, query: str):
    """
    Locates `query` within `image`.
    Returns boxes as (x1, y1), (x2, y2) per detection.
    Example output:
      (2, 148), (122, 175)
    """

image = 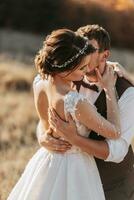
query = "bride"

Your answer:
(7, 29), (122, 200)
